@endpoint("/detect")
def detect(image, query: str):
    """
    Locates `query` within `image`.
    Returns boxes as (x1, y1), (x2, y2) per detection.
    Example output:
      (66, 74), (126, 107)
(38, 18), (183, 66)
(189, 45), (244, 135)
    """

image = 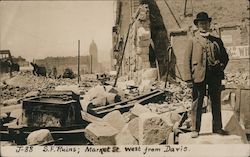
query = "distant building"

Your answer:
(89, 40), (100, 73)
(35, 56), (91, 75)
(12, 56), (29, 67)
